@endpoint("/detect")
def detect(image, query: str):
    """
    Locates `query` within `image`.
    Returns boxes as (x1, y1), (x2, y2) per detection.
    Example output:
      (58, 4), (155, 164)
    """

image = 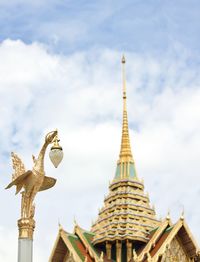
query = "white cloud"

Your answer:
(1, 39), (200, 261)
